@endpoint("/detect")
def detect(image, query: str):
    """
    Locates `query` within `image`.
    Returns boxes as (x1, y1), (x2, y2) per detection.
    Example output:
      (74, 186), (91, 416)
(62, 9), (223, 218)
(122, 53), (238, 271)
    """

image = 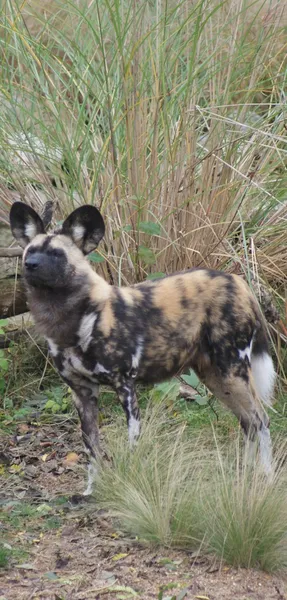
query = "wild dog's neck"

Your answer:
(26, 269), (112, 346)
